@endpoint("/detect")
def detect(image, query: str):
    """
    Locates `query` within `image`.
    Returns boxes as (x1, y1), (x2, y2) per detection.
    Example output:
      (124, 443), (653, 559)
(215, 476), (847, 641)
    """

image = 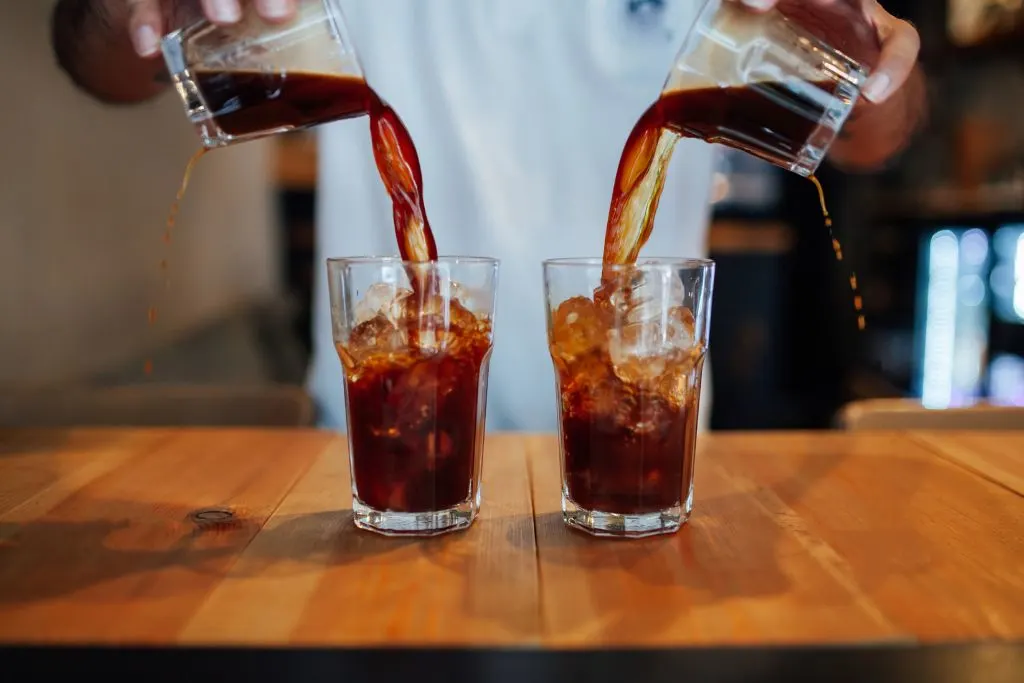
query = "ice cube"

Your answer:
(404, 312), (446, 353)
(624, 270), (687, 326)
(348, 315), (405, 360)
(551, 297), (607, 363)
(634, 394), (674, 436)
(608, 322), (668, 384)
(566, 370), (632, 430)
(447, 296), (480, 332)
(656, 346), (706, 404)
(449, 282), (485, 315)
(666, 306), (696, 349)
(396, 289), (484, 353)
(356, 283), (413, 325)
